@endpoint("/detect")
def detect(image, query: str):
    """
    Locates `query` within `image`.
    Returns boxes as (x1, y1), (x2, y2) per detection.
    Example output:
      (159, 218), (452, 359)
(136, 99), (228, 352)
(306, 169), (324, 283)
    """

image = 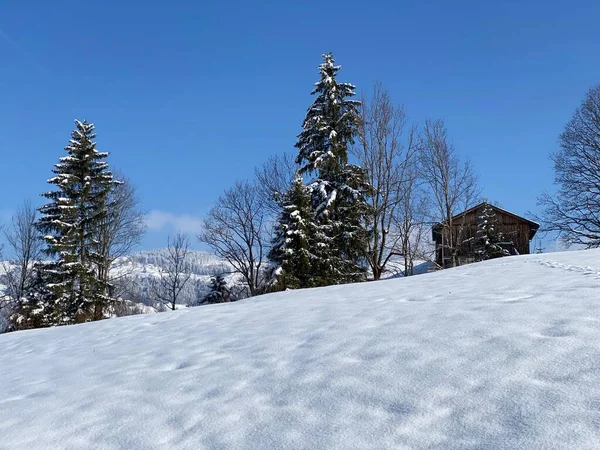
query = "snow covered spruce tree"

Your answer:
(268, 172), (317, 289)
(9, 267), (56, 330)
(201, 274), (230, 304)
(295, 53), (369, 284)
(37, 120), (117, 324)
(474, 202), (506, 261)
